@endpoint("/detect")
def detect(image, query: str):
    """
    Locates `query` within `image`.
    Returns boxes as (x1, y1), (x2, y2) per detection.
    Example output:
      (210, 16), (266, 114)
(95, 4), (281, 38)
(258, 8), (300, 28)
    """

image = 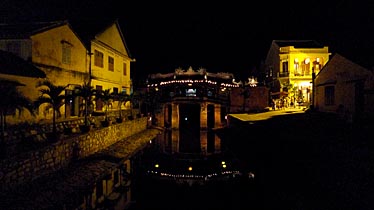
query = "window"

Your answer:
(302, 58), (311, 75)
(123, 63), (127, 76)
(313, 58), (321, 73)
(282, 61), (288, 73)
(96, 180), (103, 198)
(62, 44), (71, 64)
(294, 58), (300, 75)
(108, 56), (114, 71)
(113, 87), (118, 94)
(186, 88), (196, 96)
(324, 86), (335, 105)
(113, 170), (119, 185)
(94, 50), (104, 67)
